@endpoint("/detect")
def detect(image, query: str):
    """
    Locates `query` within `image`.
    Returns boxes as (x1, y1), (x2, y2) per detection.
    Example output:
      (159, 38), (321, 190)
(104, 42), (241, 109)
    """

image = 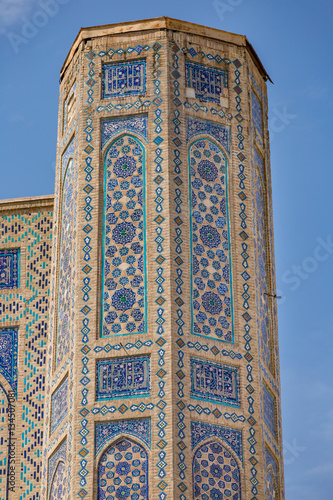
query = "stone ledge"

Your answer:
(0, 194), (54, 212)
